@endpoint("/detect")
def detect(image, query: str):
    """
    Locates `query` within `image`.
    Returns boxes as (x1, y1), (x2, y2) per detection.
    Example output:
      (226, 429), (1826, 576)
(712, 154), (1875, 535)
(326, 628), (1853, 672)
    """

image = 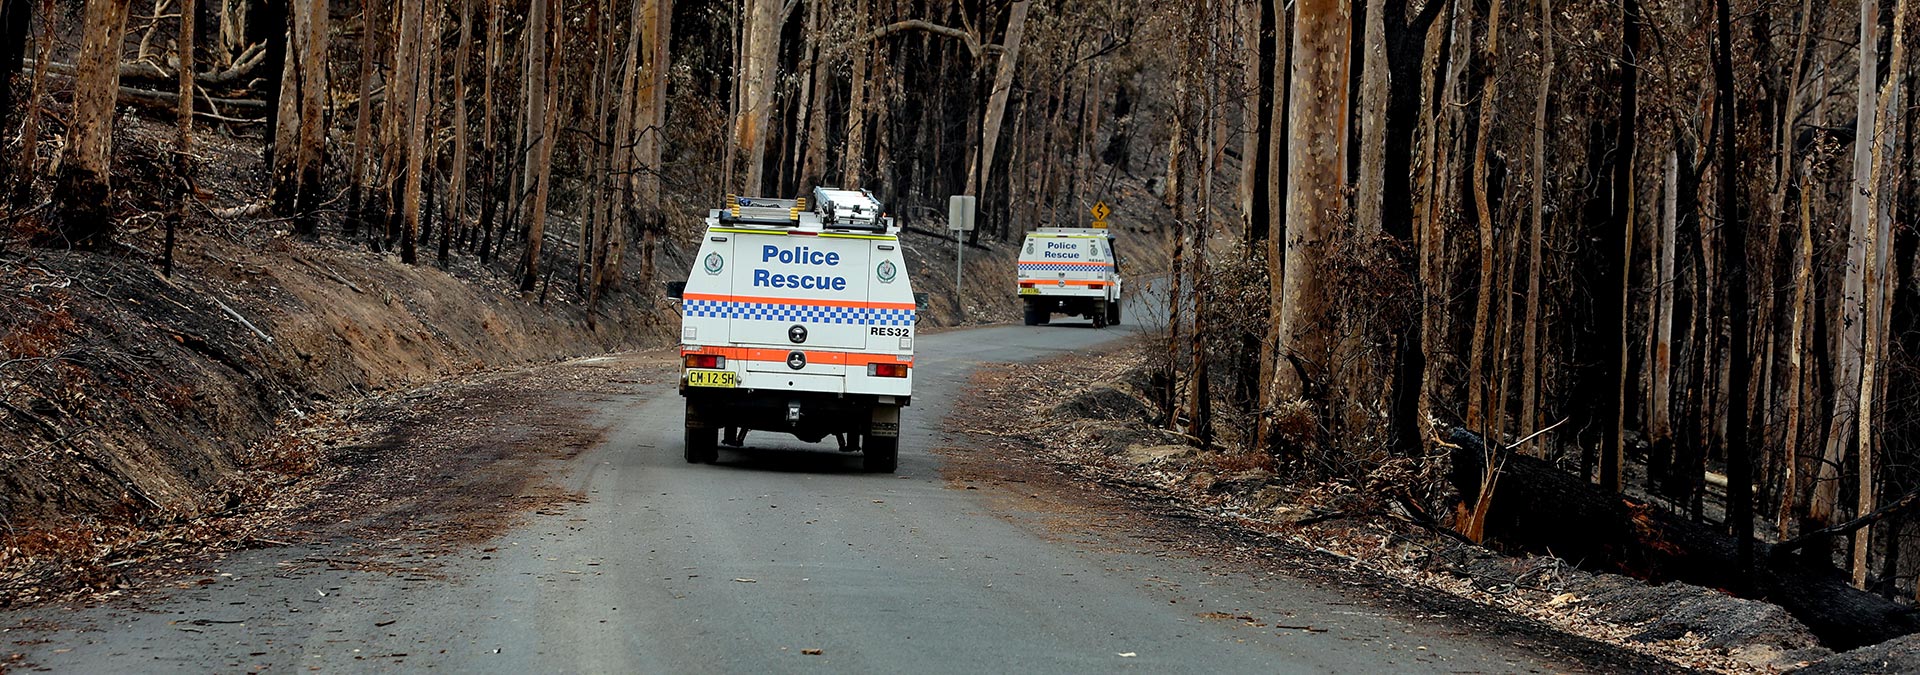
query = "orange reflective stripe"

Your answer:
(682, 292), (916, 311)
(682, 347), (911, 367)
(843, 353), (913, 366)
